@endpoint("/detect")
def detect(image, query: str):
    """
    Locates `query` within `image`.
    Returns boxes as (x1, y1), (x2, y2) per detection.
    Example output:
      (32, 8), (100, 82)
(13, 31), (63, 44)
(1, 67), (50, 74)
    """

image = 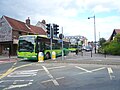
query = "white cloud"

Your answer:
(1, 0), (120, 41)
(56, 8), (78, 17)
(84, 0), (117, 13)
(92, 5), (110, 13)
(95, 16), (120, 39)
